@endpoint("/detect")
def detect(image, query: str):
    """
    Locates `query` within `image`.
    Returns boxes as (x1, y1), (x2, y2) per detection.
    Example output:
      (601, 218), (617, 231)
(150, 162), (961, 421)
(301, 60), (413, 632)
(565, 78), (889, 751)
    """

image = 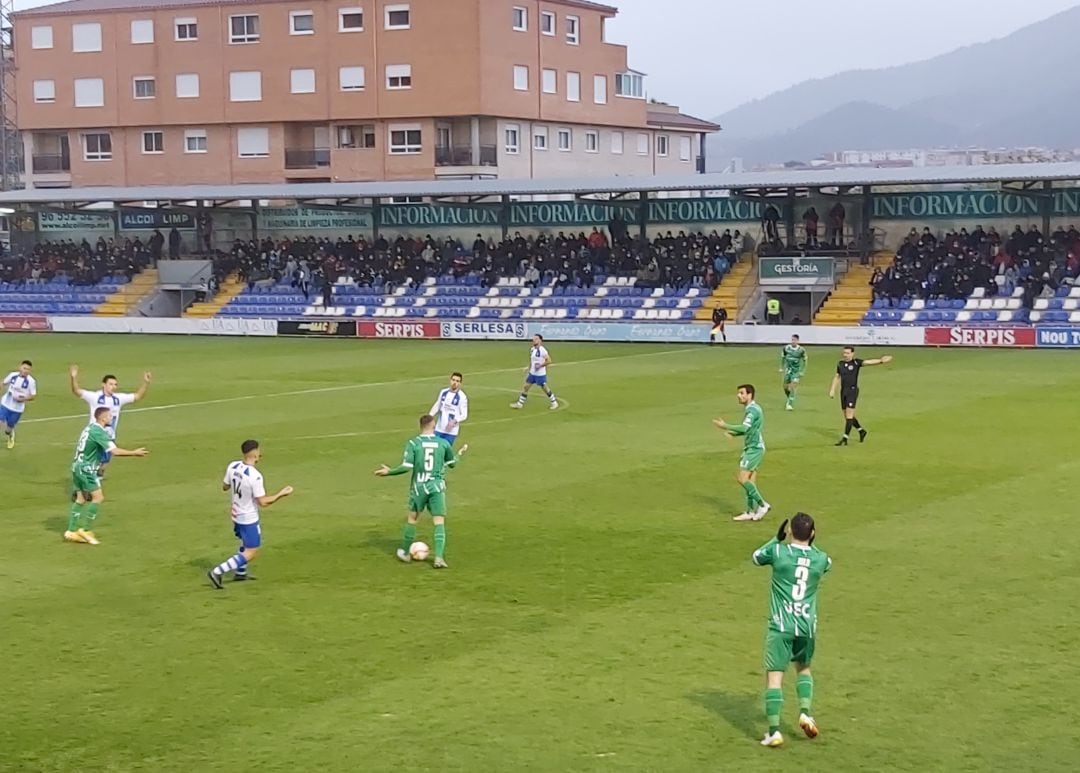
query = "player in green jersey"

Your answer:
(375, 414), (468, 569)
(714, 384), (771, 522)
(65, 406), (148, 545)
(752, 512), (831, 748)
(779, 335), (807, 411)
